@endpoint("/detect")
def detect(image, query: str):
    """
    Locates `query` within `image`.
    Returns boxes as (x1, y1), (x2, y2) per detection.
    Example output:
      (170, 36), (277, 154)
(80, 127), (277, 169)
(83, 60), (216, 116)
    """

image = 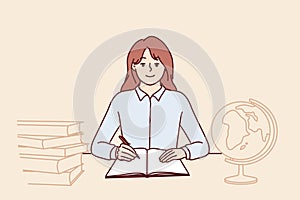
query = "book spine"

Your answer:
(67, 124), (80, 135)
(146, 149), (149, 175)
(57, 154), (82, 173)
(64, 144), (87, 157)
